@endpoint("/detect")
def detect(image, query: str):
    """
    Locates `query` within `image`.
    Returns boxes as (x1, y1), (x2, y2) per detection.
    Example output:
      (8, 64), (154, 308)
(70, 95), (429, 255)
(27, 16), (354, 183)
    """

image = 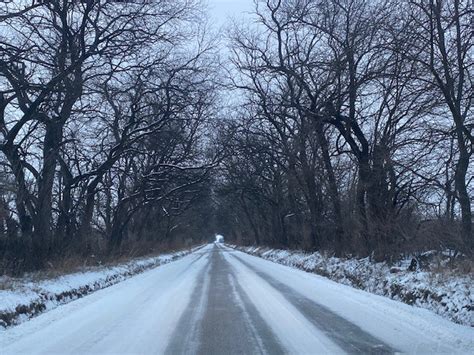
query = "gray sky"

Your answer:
(207, 0), (255, 27)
